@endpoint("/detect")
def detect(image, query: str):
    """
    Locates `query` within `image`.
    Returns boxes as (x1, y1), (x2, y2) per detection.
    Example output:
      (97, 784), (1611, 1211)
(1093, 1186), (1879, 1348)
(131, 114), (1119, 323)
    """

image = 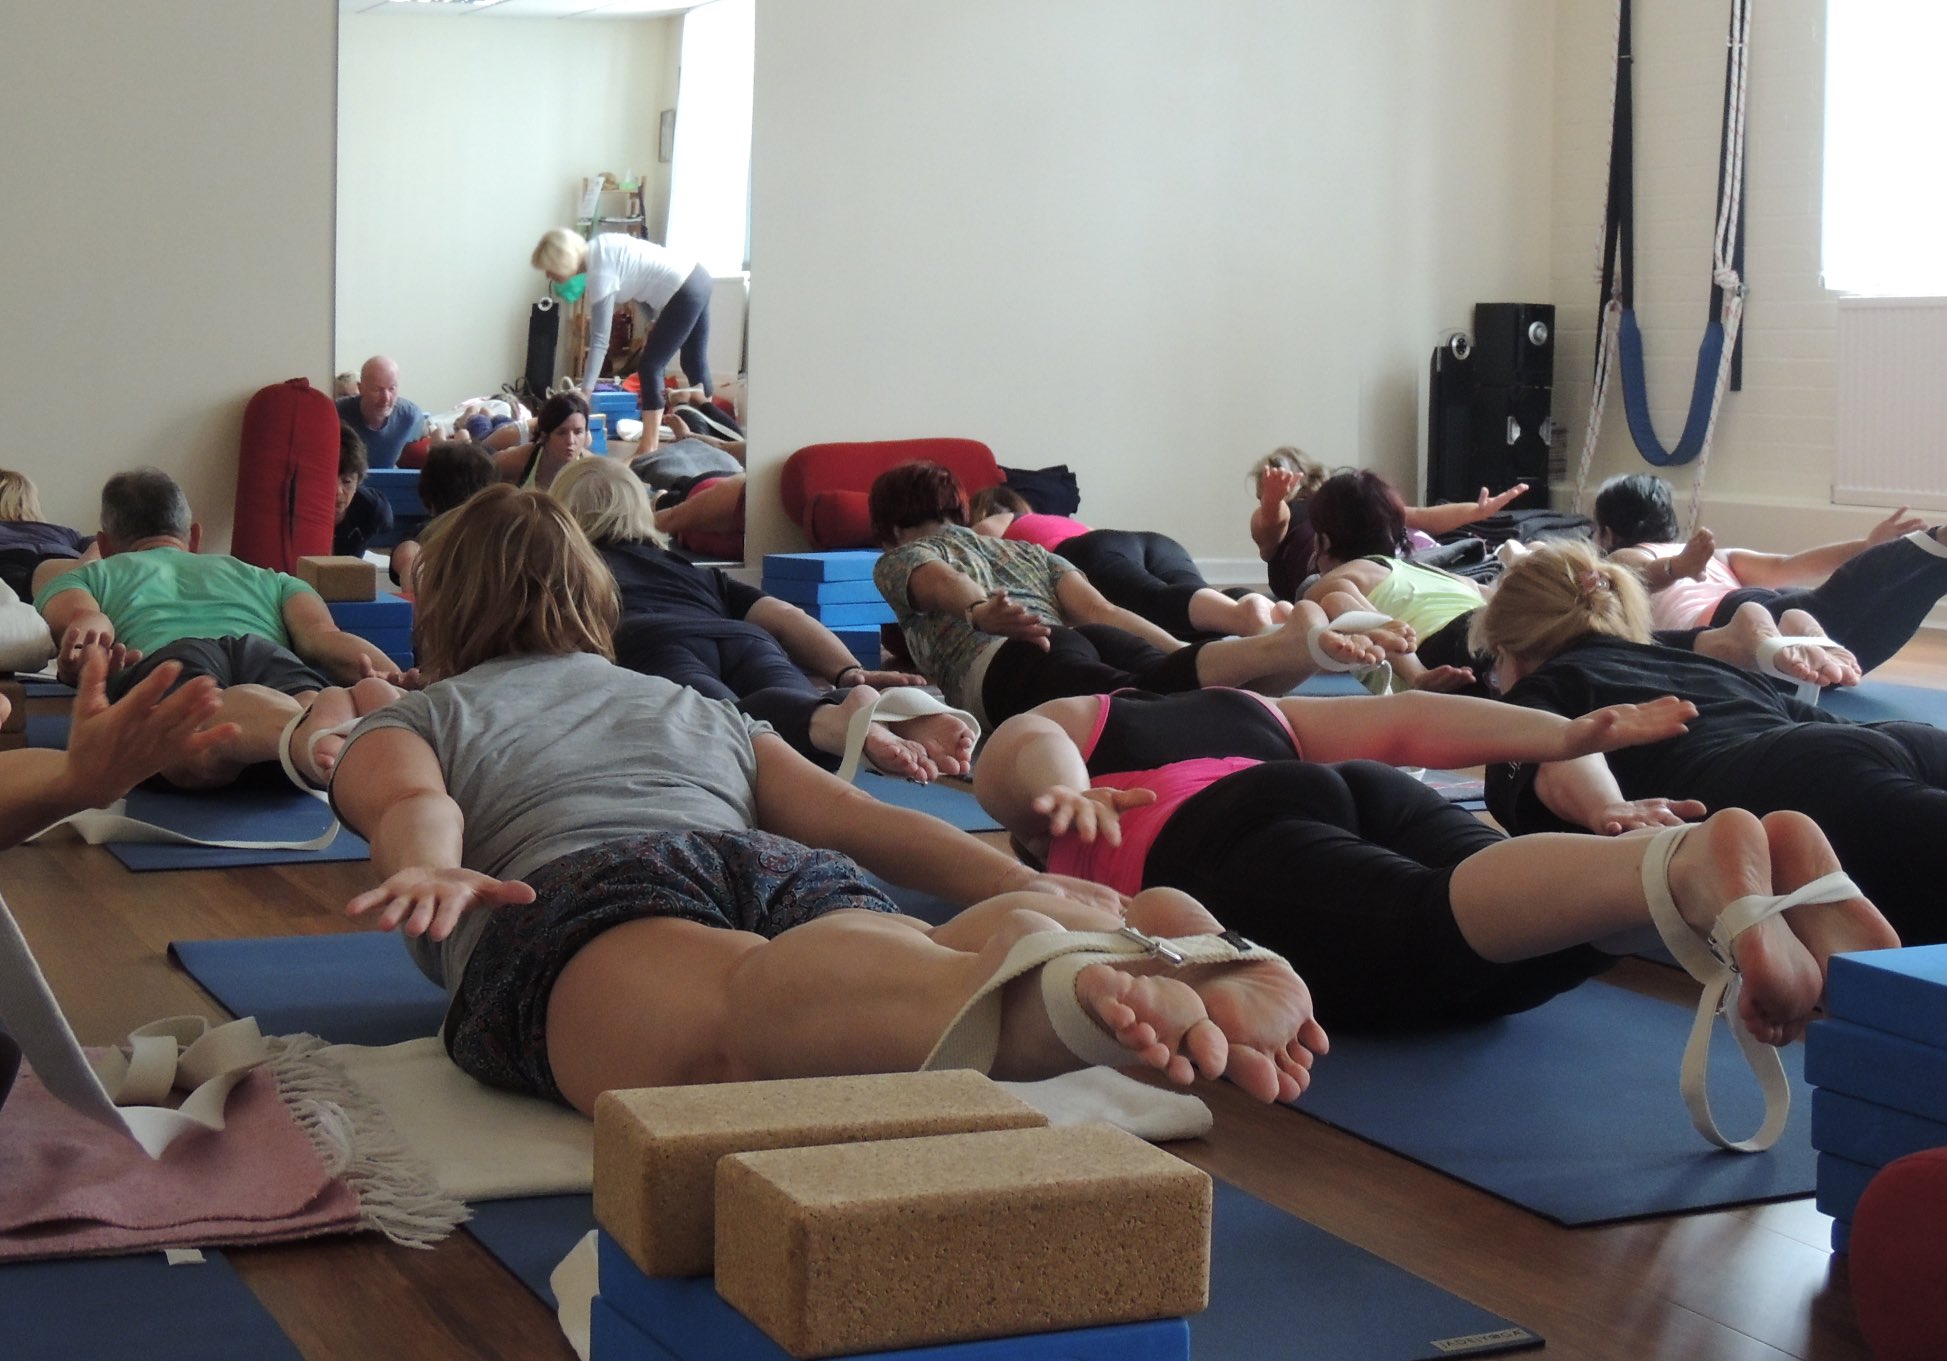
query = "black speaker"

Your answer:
(1469, 383), (1553, 509)
(524, 299), (561, 397)
(1473, 302), (1555, 387)
(1426, 334), (1478, 505)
